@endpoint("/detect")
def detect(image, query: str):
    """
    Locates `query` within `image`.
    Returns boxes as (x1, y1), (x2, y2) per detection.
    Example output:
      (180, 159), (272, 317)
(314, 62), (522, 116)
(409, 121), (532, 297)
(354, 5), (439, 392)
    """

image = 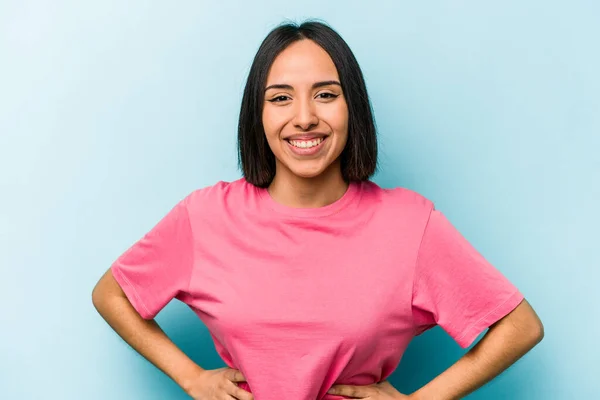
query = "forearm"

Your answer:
(410, 304), (544, 400)
(92, 275), (203, 392)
